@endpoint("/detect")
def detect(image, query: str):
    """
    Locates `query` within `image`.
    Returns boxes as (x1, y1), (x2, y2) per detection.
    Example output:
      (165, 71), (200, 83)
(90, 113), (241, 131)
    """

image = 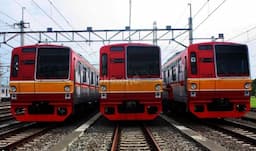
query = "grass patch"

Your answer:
(251, 96), (256, 108)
